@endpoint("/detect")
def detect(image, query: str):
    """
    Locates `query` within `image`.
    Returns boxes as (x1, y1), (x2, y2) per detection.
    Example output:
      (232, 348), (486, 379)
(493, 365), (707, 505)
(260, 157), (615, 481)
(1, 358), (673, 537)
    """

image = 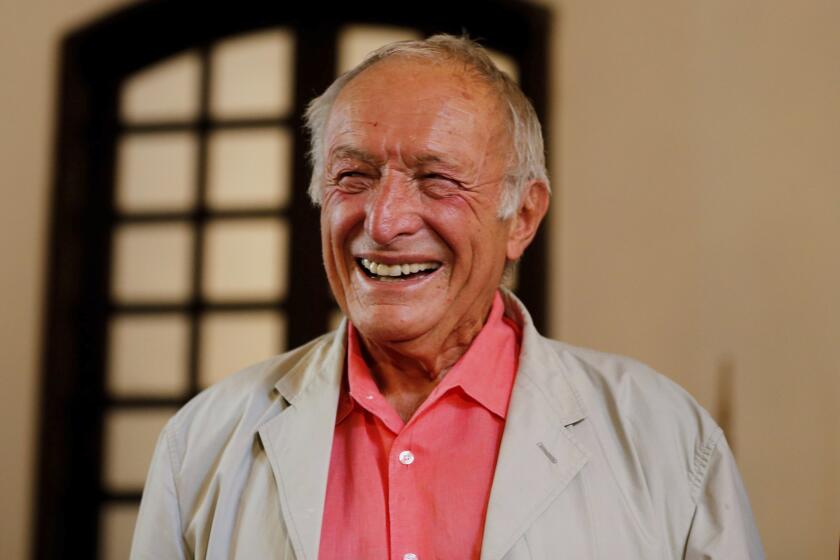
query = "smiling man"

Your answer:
(132, 35), (764, 560)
